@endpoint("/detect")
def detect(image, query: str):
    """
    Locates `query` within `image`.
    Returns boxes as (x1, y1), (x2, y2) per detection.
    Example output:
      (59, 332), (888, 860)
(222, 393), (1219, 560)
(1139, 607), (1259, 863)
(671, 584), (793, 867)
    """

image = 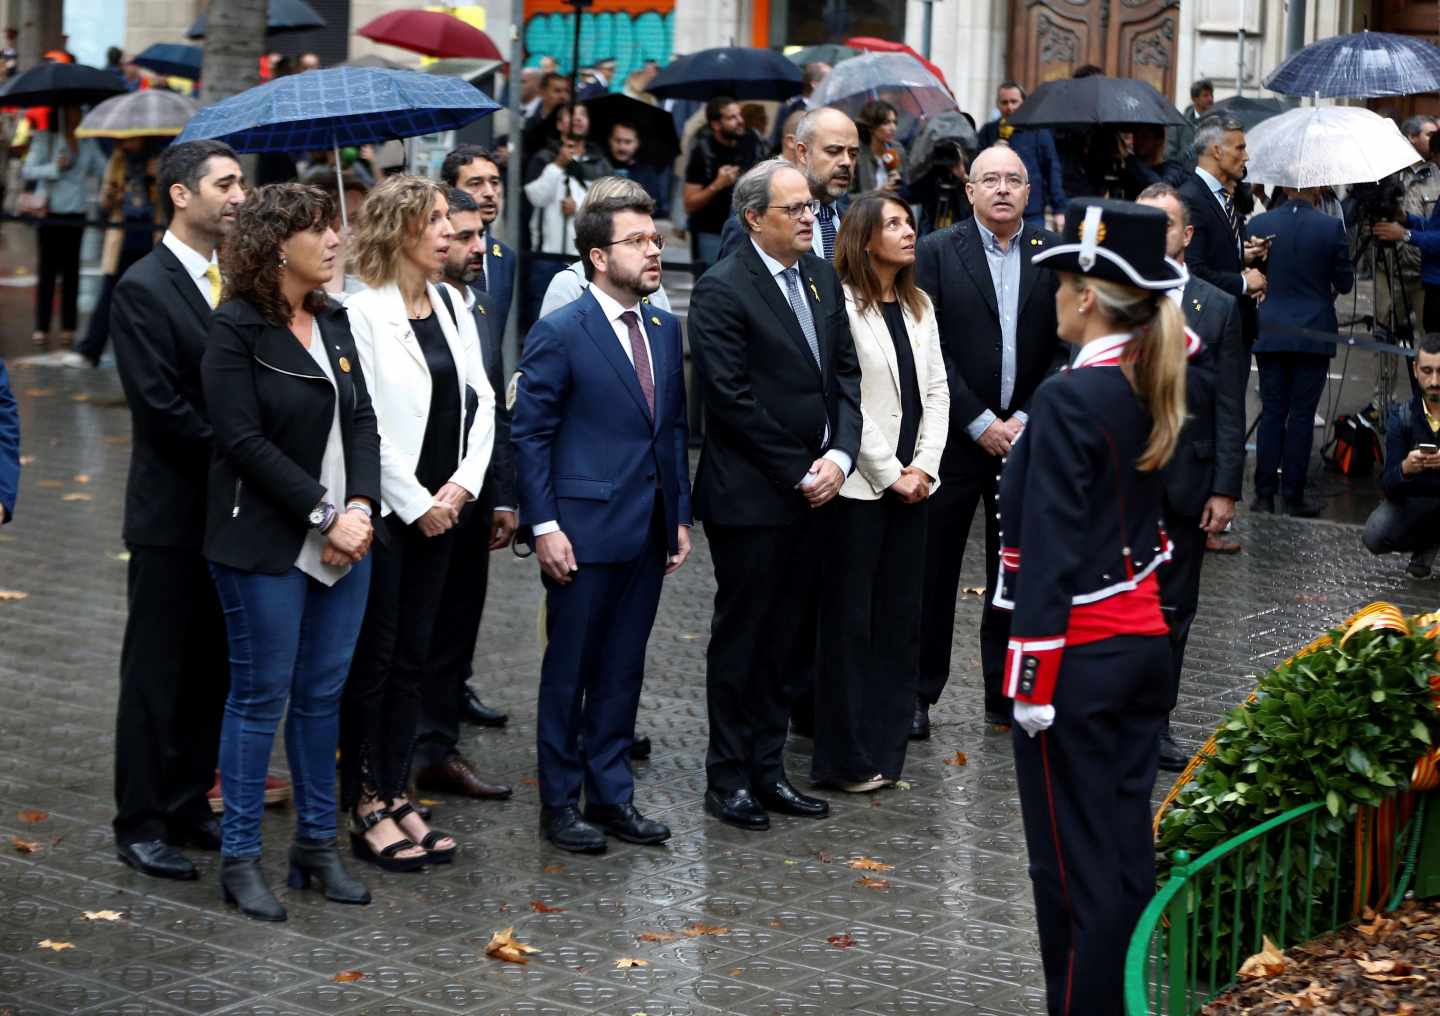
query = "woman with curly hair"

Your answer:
(340, 175), (495, 870)
(201, 183), (381, 921)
